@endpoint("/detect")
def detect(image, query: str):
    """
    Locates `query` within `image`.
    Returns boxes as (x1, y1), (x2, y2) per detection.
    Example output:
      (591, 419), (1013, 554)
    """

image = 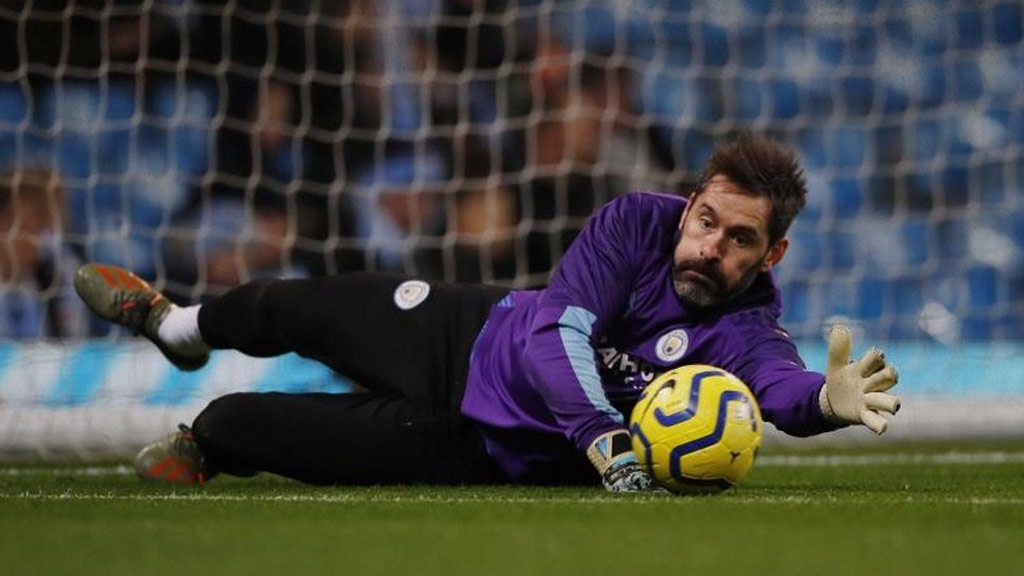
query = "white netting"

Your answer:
(0, 0), (1023, 456)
